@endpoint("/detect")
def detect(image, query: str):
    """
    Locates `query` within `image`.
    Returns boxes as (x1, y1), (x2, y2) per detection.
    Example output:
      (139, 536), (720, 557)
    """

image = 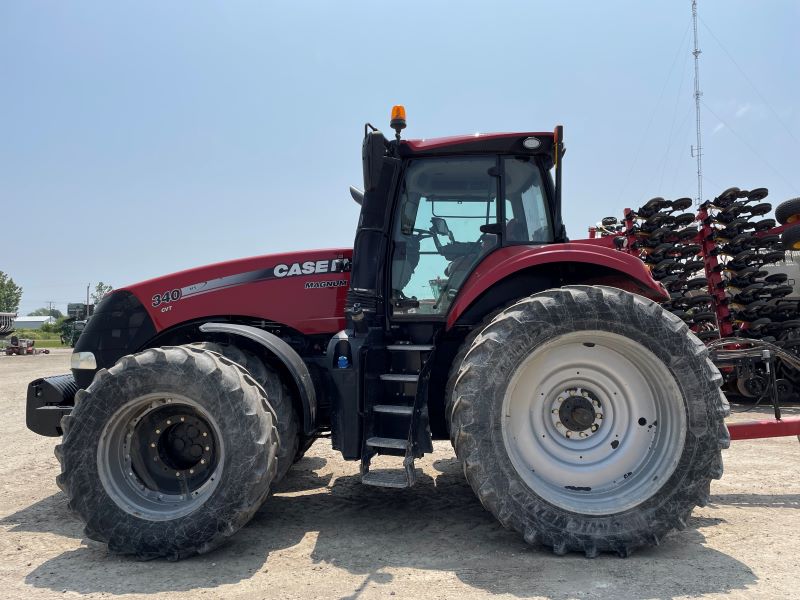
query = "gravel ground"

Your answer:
(1, 350), (798, 600)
